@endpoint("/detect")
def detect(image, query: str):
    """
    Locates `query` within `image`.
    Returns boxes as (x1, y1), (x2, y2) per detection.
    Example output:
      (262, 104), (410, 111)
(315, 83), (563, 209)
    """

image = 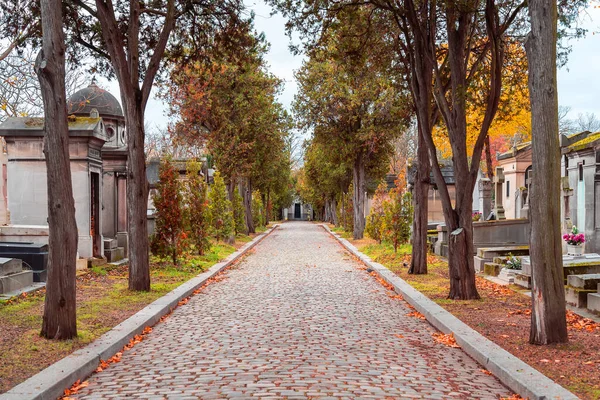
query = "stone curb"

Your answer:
(0, 225), (279, 400)
(321, 224), (579, 400)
